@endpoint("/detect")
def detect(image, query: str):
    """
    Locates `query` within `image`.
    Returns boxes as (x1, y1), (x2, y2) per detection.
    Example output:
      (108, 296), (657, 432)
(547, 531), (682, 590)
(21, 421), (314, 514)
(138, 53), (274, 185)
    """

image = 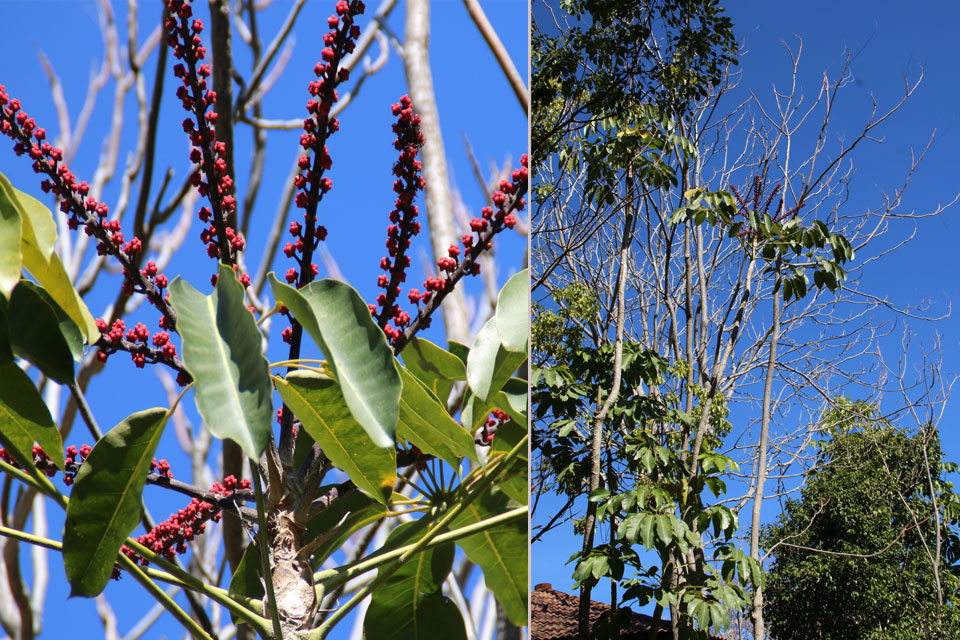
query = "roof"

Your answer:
(530, 584), (725, 640)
